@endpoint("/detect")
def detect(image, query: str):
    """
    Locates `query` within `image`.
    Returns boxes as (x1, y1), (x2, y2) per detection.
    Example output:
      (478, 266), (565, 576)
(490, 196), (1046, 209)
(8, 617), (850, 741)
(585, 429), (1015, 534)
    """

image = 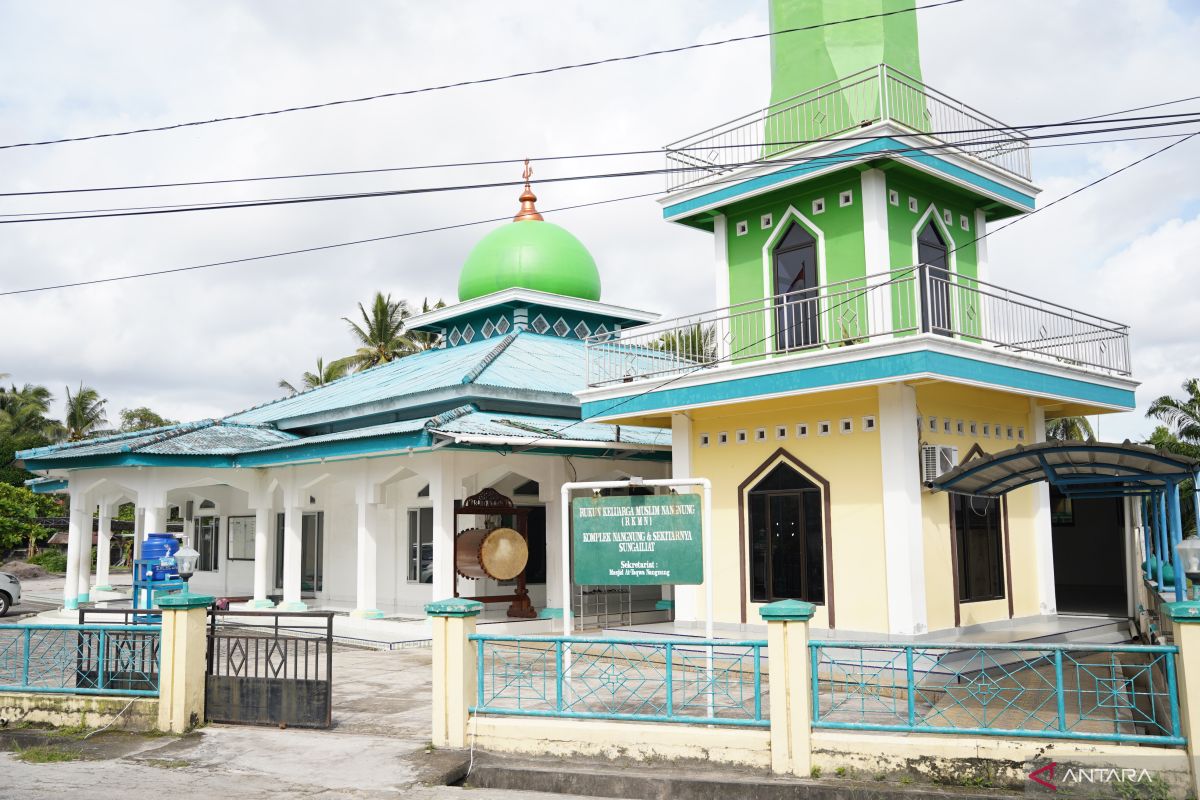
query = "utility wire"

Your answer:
(4, 115), (1199, 224)
(0, 0), (964, 152)
(3, 107), (1197, 199)
(3, 117), (1195, 297)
